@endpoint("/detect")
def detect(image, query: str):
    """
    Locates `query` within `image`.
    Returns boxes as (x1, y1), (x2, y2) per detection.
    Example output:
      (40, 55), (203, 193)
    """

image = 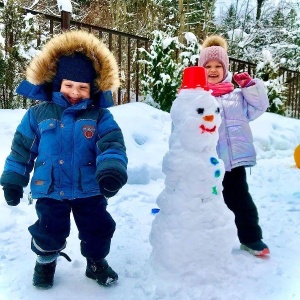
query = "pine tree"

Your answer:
(272, 8), (285, 27)
(156, 0), (179, 33)
(184, 0), (217, 41)
(0, 0), (41, 109)
(139, 30), (182, 112)
(180, 32), (200, 67)
(218, 0), (300, 72)
(221, 4), (239, 34)
(155, 0), (217, 41)
(255, 50), (287, 115)
(286, 8), (297, 30)
(139, 30), (200, 112)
